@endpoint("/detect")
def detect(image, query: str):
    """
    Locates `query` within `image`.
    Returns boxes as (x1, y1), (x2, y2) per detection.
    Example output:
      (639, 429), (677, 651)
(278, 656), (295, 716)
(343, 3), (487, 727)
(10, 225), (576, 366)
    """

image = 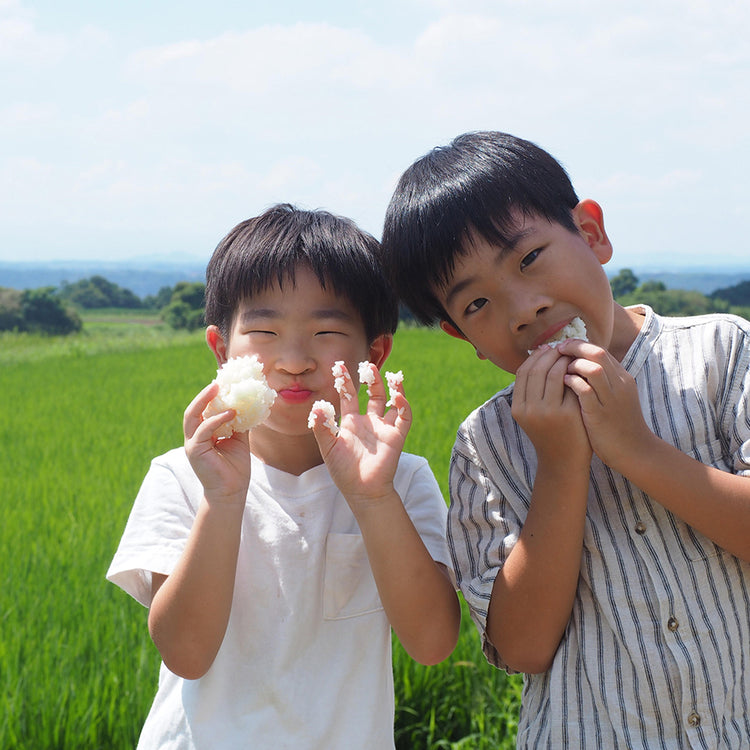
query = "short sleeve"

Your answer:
(106, 448), (202, 607)
(447, 418), (526, 672)
(719, 320), (750, 477)
(396, 454), (452, 571)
